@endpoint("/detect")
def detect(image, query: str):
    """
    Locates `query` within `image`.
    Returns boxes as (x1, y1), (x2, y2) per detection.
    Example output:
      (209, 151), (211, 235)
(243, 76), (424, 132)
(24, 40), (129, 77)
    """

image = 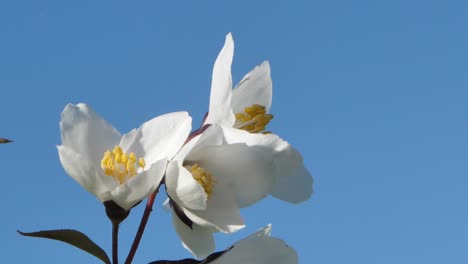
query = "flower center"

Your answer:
(234, 104), (273, 133)
(185, 163), (216, 198)
(100, 146), (146, 185)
